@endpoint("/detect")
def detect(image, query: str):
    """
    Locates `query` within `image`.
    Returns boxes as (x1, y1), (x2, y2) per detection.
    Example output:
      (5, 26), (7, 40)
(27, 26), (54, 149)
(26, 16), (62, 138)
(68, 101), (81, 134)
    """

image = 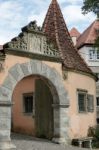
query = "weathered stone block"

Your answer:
(0, 130), (10, 141)
(58, 93), (69, 106)
(60, 118), (69, 127)
(0, 141), (16, 150)
(48, 69), (57, 83)
(30, 60), (42, 75)
(0, 118), (10, 130)
(3, 73), (17, 91)
(9, 64), (24, 82)
(54, 127), (60, 135)
(20, 62), (32, 76)
(0, 86), (11, 101)
(2, 76), (13, 91)
(41, 63), (49, 77)
(0, 107), (11, 117)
